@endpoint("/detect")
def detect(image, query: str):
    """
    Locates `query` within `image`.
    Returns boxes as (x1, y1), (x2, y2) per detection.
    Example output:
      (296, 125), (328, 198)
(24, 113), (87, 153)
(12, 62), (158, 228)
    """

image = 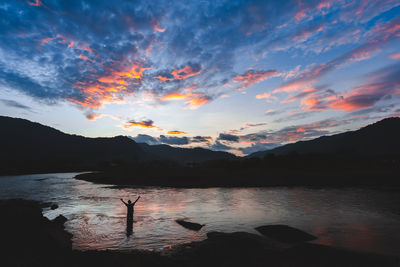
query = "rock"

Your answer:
(51, 203), (59, 210)
(176, 219), (204, 231)
(255, 225), (317, 243)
